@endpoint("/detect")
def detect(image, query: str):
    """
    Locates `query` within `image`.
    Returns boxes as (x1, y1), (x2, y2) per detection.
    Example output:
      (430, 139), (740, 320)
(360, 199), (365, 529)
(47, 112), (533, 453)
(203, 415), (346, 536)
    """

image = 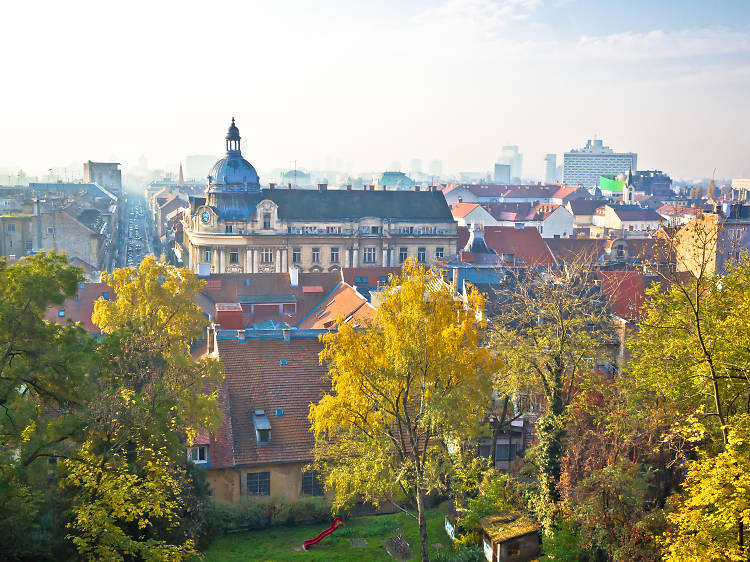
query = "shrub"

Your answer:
(204, 496), (333, 537)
